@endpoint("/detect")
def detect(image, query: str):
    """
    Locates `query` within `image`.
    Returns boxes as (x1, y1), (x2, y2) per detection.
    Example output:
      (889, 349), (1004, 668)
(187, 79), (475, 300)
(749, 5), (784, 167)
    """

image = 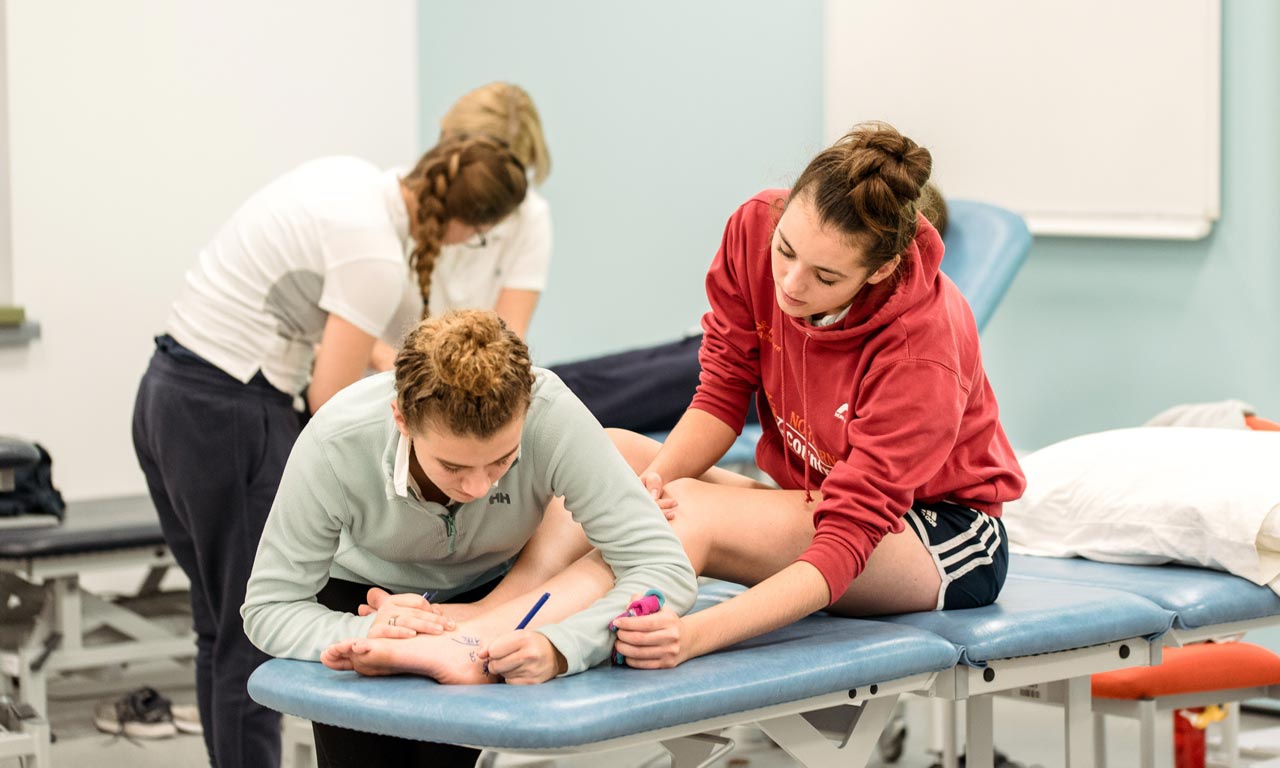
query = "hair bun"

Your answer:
(844, 122), (932, 206)
(430, 314), (507, 398)
(394, 310), (535, 438)
(789, 120), (934, 266)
